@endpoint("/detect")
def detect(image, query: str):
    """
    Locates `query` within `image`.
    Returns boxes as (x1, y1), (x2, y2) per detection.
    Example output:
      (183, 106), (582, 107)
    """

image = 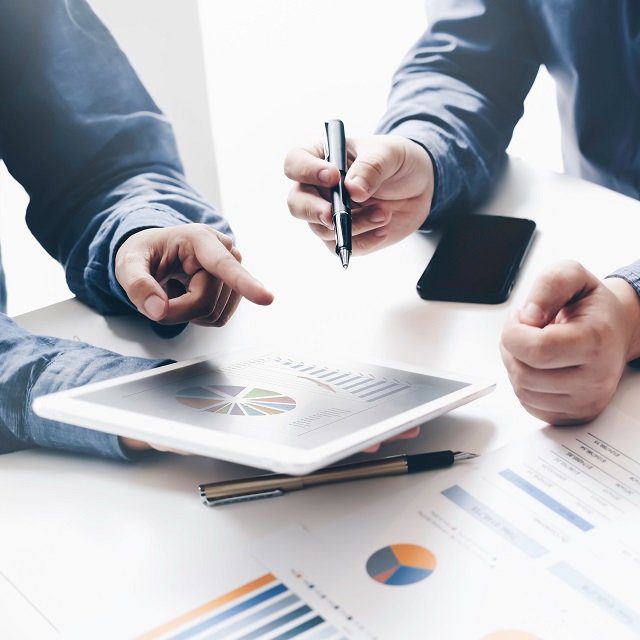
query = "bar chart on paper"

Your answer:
(137, 573), (349, 640)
